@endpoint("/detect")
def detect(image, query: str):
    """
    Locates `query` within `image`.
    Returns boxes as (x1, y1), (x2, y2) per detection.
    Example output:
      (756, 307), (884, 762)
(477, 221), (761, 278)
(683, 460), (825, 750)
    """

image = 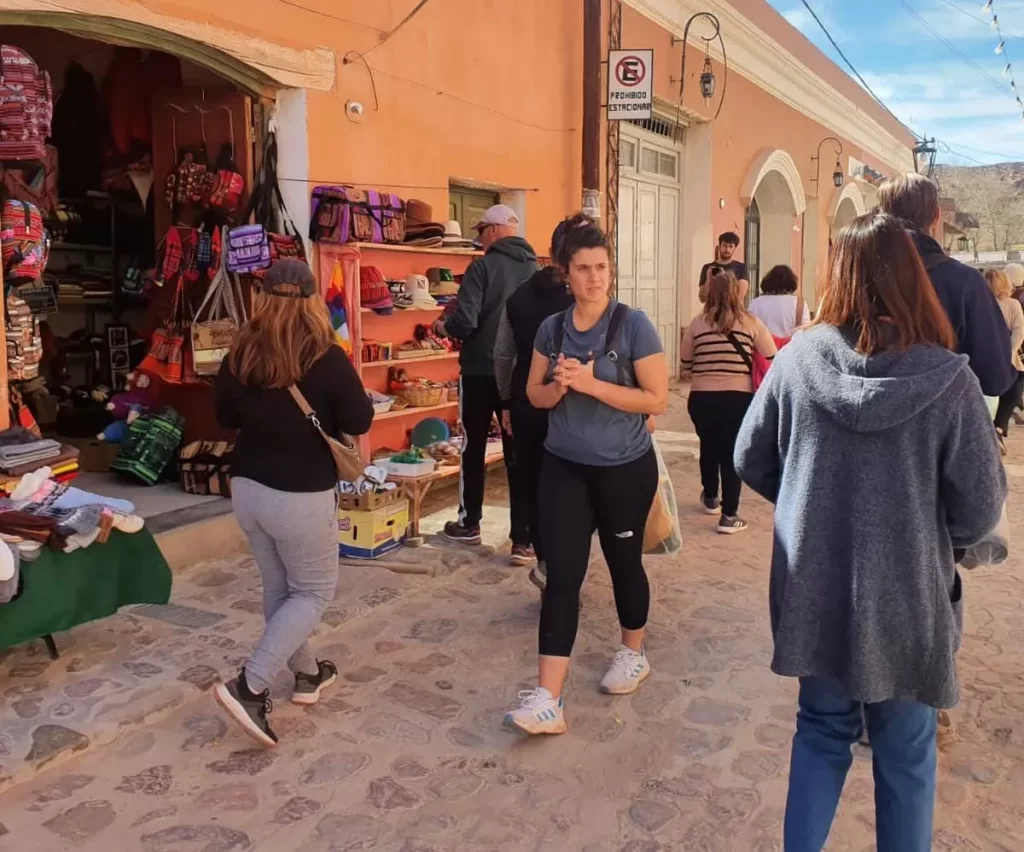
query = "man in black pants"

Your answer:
(433, 205), (537, 550)
(494, 219), (577, 573)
